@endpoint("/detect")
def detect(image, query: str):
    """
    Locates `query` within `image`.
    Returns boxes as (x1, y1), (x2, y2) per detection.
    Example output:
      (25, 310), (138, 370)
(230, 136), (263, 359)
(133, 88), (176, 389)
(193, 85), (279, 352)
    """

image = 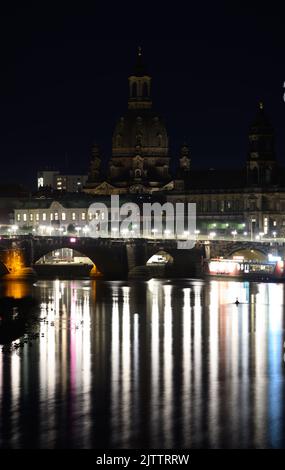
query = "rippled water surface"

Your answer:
(0, 279), (285, 449)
